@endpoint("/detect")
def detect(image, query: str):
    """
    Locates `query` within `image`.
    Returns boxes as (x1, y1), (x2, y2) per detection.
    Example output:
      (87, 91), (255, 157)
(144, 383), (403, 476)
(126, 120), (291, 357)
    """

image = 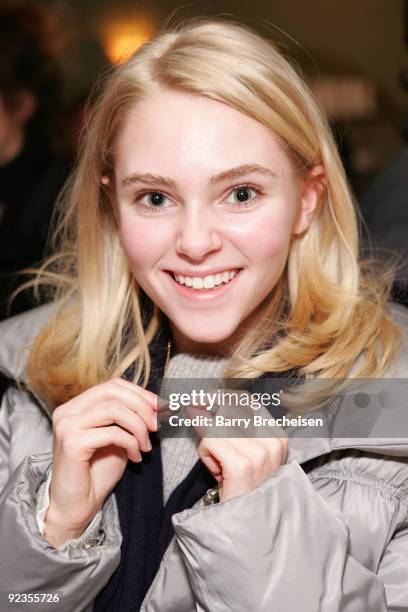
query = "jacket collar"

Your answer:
(0, 302), (59, 418)
(0, 302), (57, 383)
